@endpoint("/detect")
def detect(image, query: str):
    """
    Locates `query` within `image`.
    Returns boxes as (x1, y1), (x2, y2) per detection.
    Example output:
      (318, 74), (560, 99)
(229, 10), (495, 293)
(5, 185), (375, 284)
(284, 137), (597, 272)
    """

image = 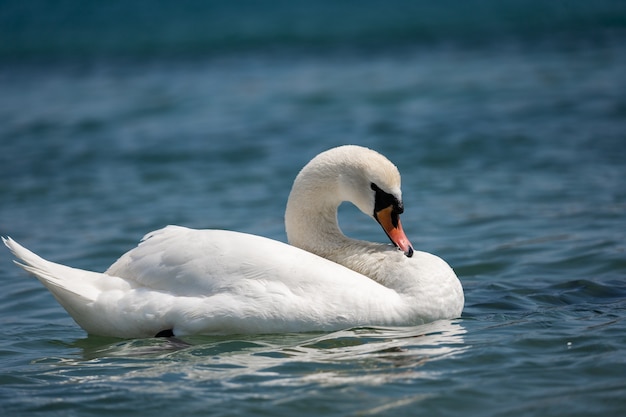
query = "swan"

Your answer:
(3, 145), (463, 338)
